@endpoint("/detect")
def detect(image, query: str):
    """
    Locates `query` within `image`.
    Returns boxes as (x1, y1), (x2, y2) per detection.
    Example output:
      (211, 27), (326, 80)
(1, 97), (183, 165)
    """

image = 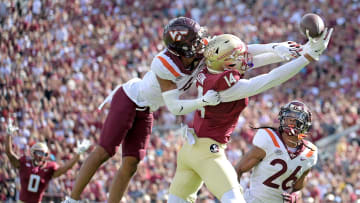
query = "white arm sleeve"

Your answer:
(252, 52), (284, 69)
(220, 56), (310, 102)
(247, 43), (277, 56)
(162, 89), (203, 115)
